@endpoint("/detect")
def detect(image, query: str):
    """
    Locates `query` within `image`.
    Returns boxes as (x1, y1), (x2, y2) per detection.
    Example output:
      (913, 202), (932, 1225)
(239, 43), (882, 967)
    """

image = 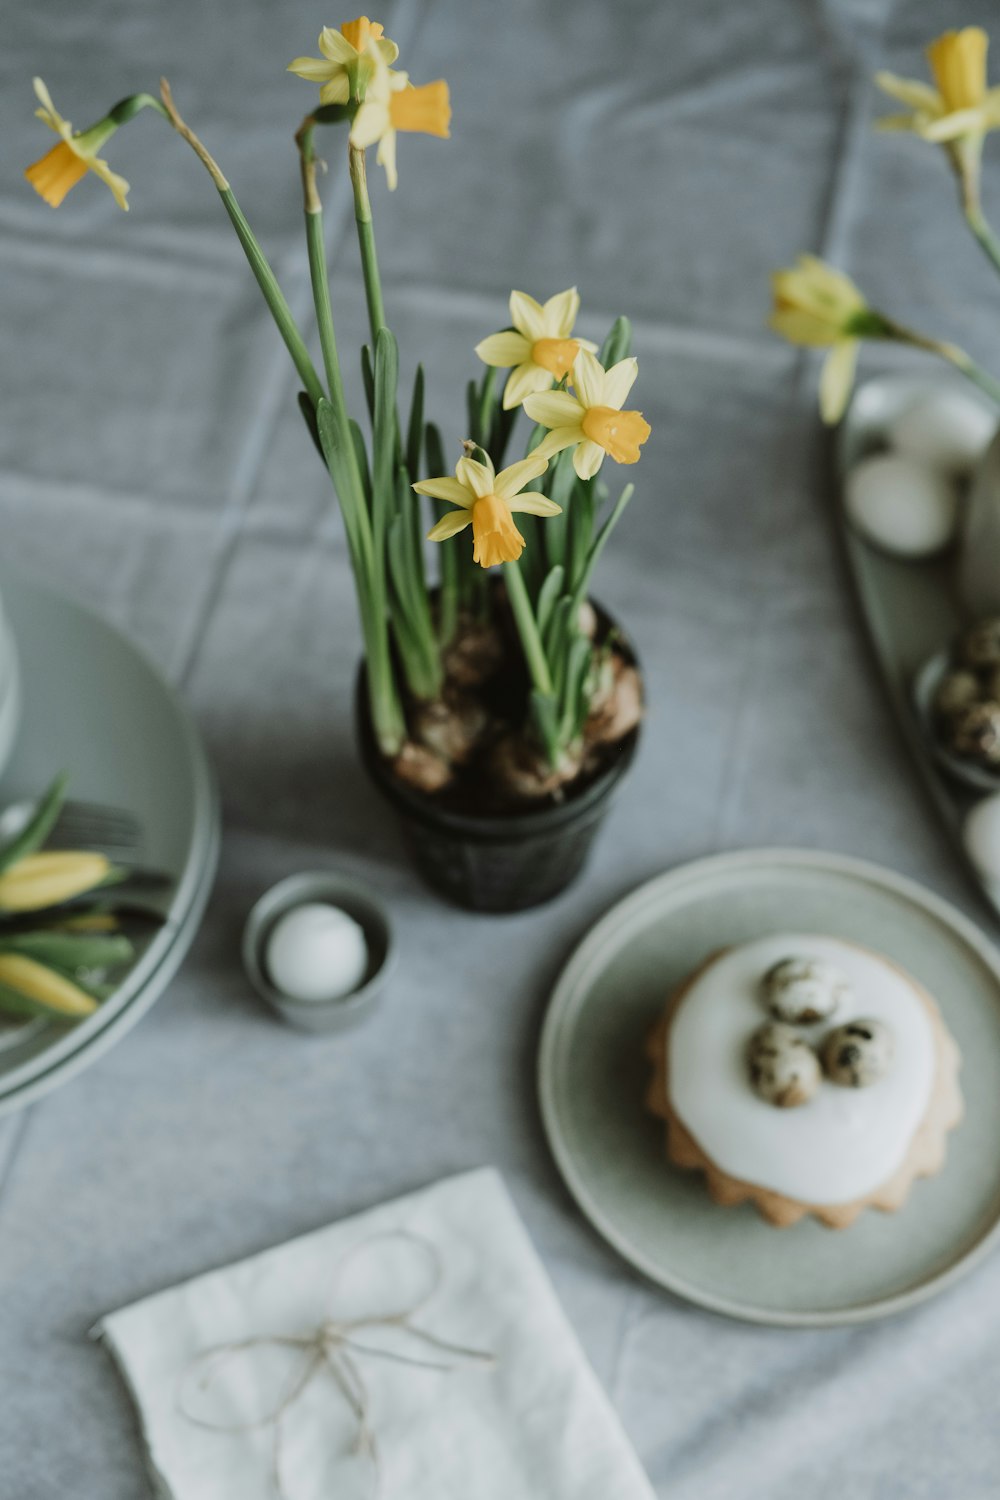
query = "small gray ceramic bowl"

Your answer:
(243, 872), (394, 1032)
